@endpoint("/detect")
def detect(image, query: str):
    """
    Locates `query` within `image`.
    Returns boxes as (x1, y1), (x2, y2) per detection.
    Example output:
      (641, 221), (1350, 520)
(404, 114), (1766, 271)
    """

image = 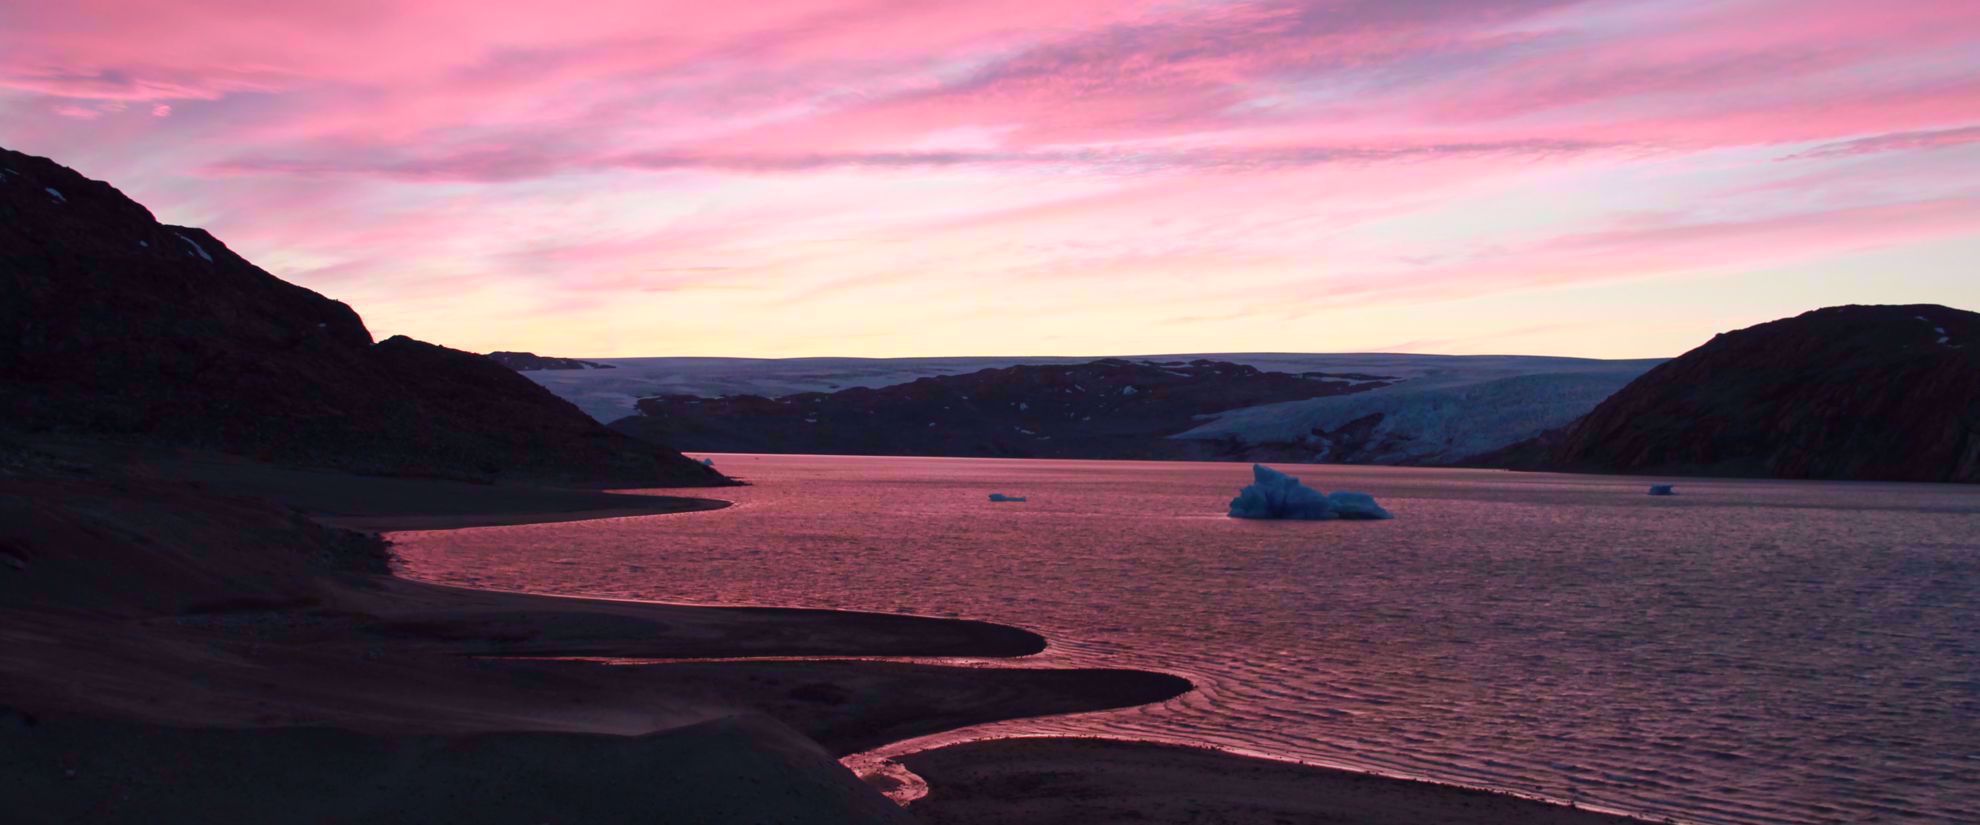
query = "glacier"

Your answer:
(1228, 464), (1393, 521)
(1173, 356), (1661, 465)
(510, 353), (1661, 428)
